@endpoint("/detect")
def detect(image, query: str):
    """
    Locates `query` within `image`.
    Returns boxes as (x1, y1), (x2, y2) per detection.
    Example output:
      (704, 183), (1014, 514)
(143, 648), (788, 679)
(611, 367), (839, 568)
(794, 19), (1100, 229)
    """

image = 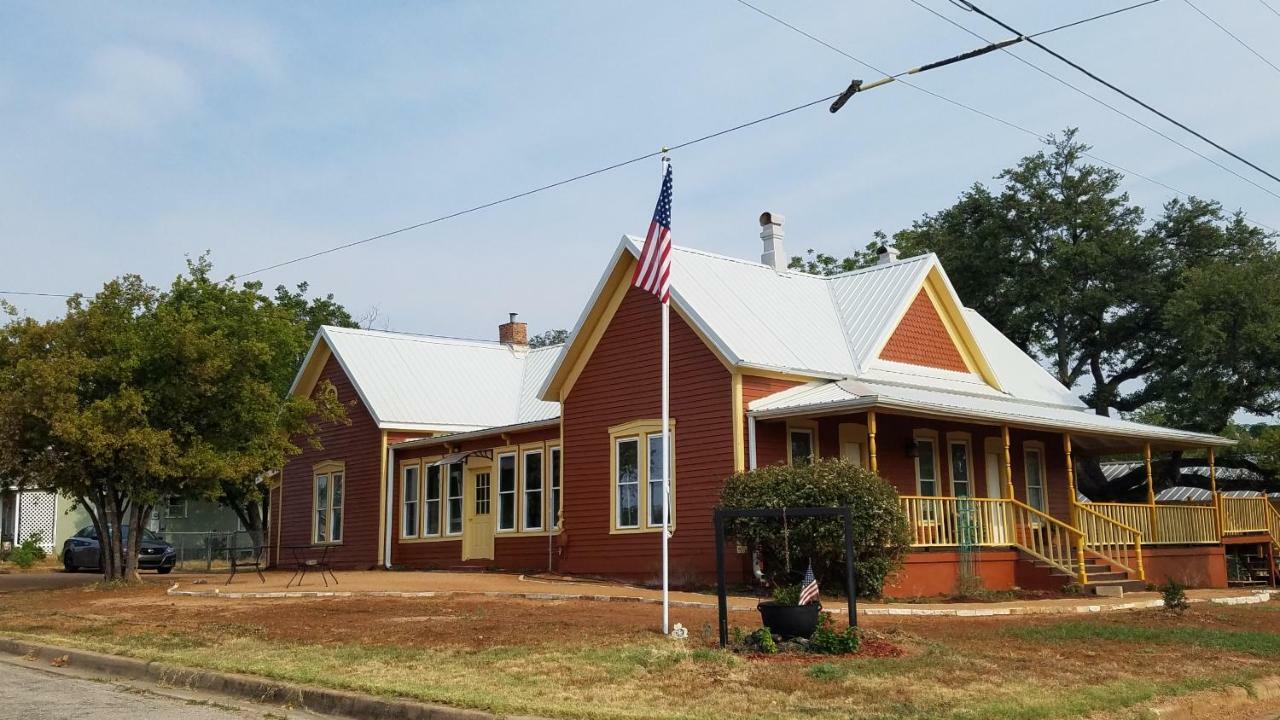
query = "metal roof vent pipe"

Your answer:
(759, 212), (786, 271)
(876, 243), (901, 265)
